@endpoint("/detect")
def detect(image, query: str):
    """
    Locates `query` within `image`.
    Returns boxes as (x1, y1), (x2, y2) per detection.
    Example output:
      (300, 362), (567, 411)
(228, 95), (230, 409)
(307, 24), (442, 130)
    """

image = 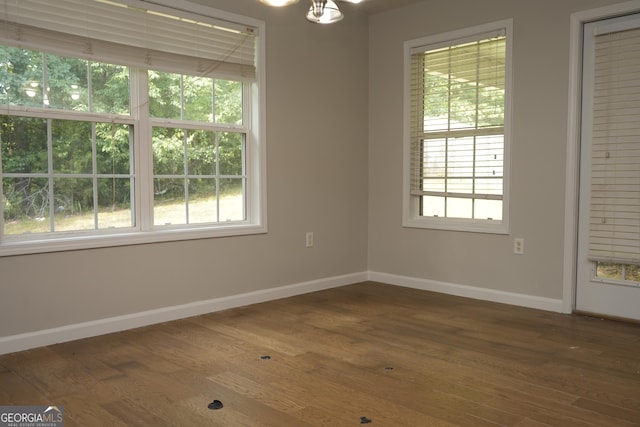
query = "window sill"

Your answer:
(403, 216), (509, 235)
(0, 223), (268, 257)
